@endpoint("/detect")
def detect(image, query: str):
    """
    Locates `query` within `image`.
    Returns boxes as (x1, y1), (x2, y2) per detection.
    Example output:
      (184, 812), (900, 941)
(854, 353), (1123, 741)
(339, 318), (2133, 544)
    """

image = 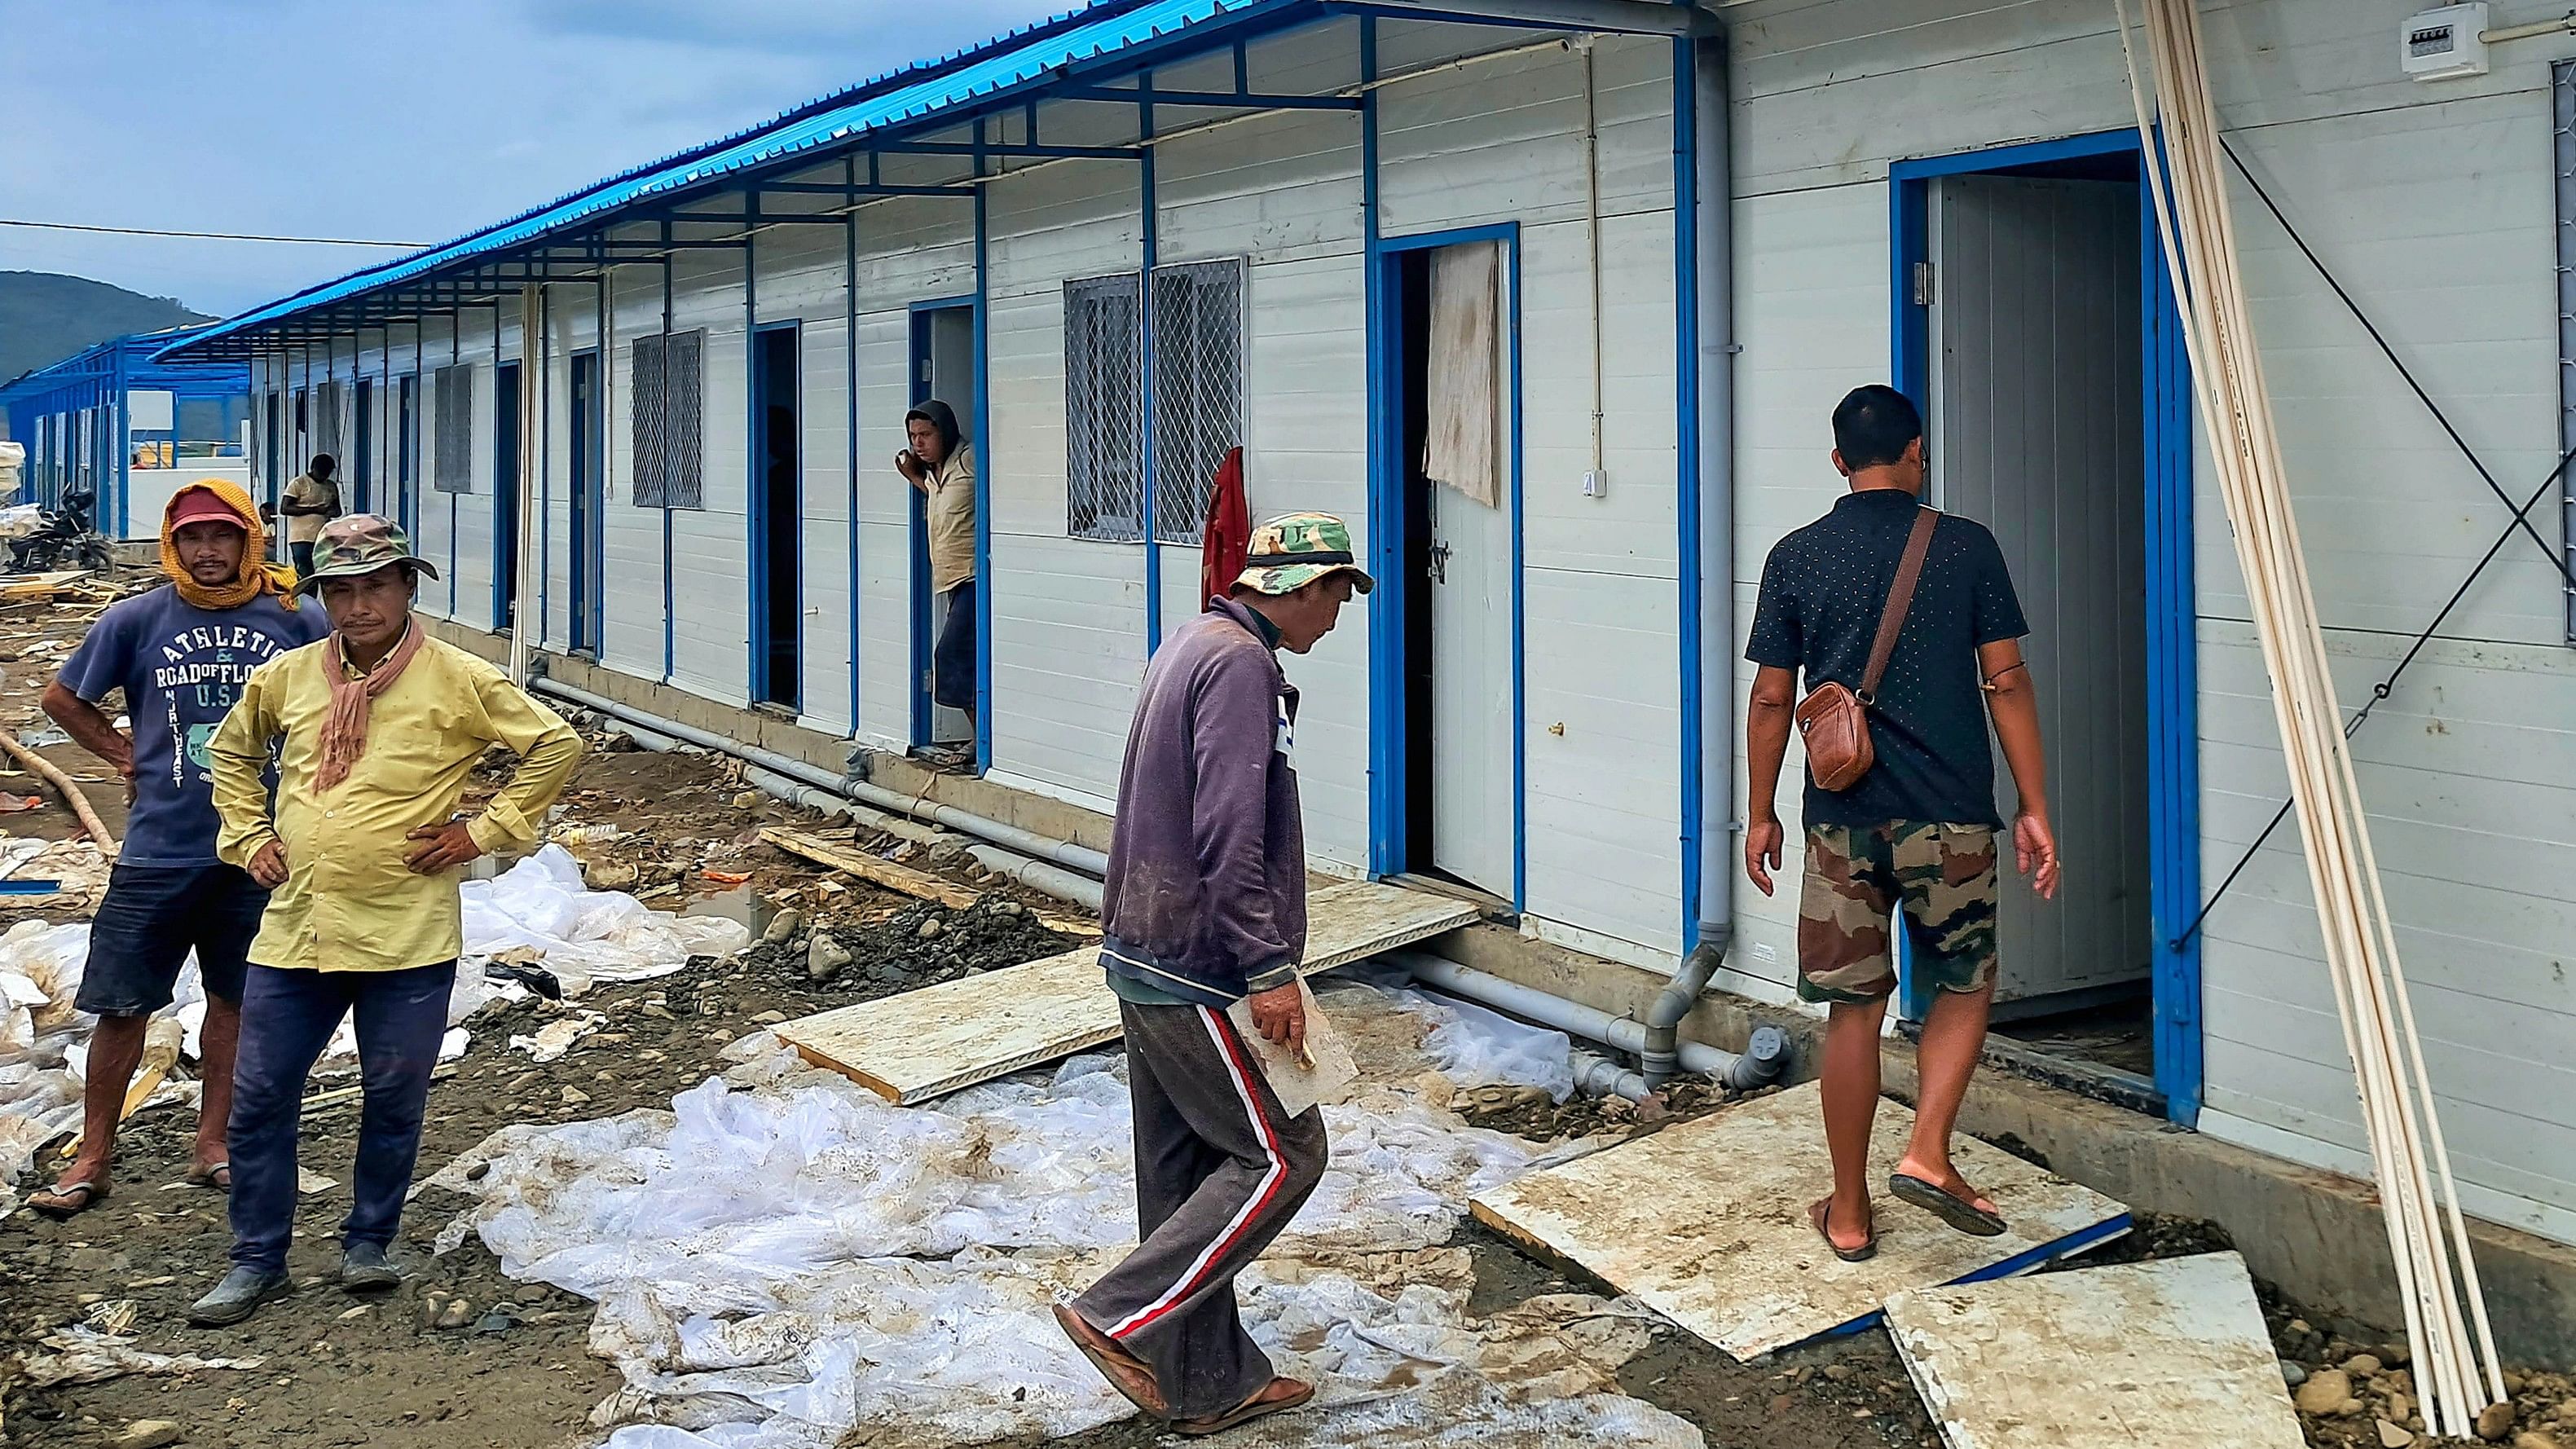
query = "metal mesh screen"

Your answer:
(1066, 274), (1145, 541)
(627, 331), (703, 509)
(1150, 258), (1244, 545)
(666, 329), (704, 510)
(2556, 59), (2576, 641)
(432, 364), (472, 494)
